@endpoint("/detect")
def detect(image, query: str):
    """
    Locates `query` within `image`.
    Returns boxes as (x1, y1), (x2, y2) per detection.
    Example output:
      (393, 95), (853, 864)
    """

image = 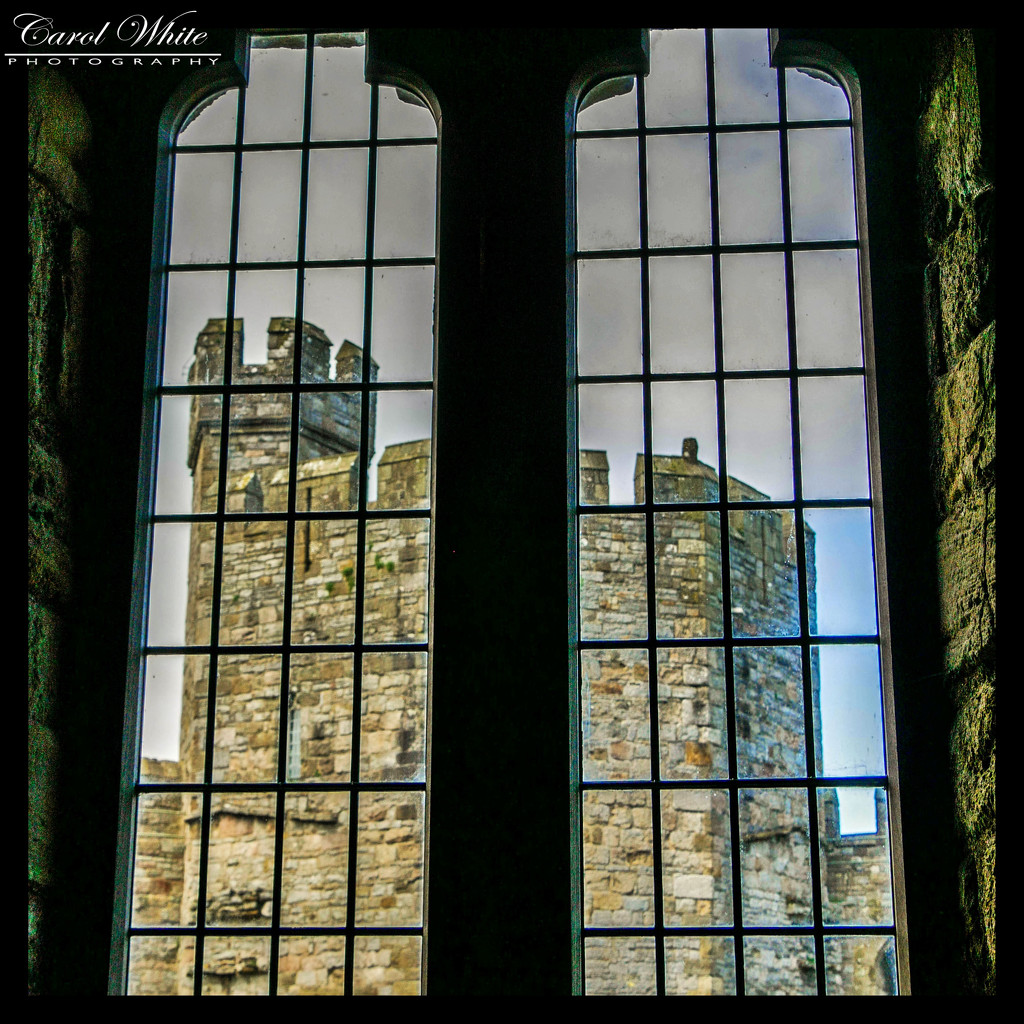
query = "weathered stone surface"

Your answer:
(28, 598), (61, 727)
(936, 487), (995, 674)
(950, 660), (995, 994)
(28, 717), (59, 888)
(28, 429), (72, 604)
(951, 663), (995, 842)
(931, 322), (995, 515)
(918, 31), (984, 212)
(919, 29), (995, 994)
(27, 68), (91, 213)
